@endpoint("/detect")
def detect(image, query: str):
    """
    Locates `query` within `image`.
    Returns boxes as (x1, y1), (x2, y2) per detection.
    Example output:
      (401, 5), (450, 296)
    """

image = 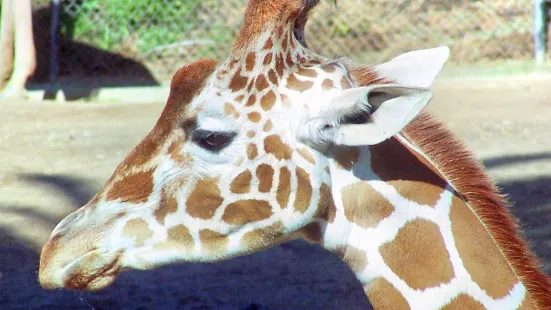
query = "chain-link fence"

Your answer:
(27, 0), (535, 83)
